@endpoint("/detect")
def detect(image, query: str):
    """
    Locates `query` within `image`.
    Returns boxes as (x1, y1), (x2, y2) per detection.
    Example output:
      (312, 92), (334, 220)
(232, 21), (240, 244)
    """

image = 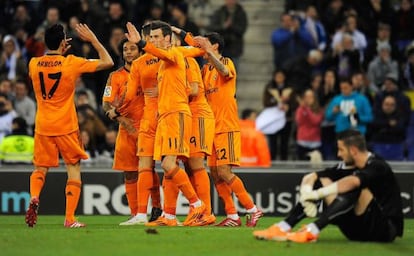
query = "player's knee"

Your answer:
(124, 171), (138, 181)
(161, 157), (176, 172)
(216, 166), (233, 183)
